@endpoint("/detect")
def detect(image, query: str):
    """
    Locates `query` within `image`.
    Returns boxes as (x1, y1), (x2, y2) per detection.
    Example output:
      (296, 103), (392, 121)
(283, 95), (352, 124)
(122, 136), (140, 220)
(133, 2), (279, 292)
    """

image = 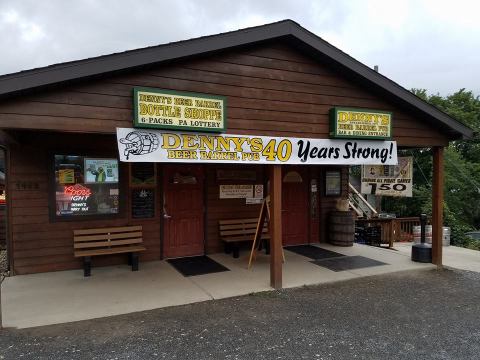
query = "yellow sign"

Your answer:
(58, 169), (75, 184)
(330, 107), (392, 139)
(134, 87), (226, 133)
